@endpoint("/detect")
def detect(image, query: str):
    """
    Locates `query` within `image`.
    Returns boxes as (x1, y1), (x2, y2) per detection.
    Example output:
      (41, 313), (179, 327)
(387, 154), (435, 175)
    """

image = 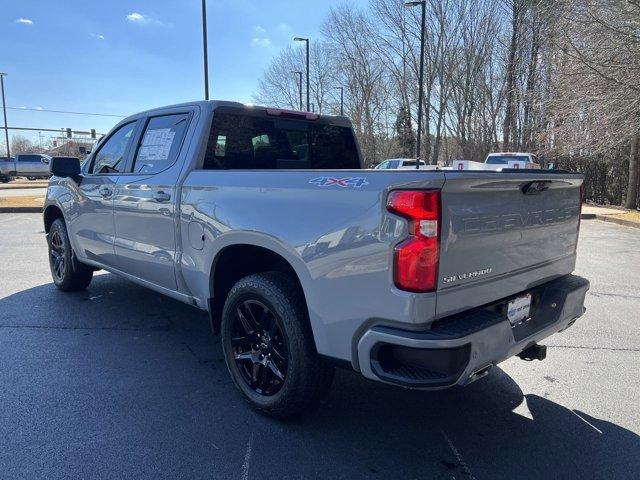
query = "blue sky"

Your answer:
(1, 0), (364, 139)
